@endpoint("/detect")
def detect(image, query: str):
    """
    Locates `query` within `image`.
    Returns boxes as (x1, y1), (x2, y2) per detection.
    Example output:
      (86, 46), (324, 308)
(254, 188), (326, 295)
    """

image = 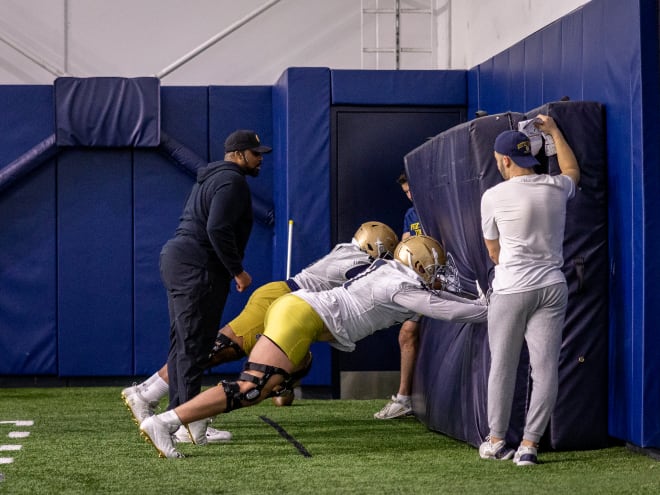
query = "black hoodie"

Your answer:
(173, 160), (253, 276)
